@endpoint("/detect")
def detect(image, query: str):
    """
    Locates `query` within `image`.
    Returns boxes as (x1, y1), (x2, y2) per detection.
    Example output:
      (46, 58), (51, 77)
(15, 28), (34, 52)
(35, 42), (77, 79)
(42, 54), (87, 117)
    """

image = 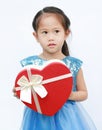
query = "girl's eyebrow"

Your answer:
(38, 28), (48, 31)
(39, 27), (61, 31)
